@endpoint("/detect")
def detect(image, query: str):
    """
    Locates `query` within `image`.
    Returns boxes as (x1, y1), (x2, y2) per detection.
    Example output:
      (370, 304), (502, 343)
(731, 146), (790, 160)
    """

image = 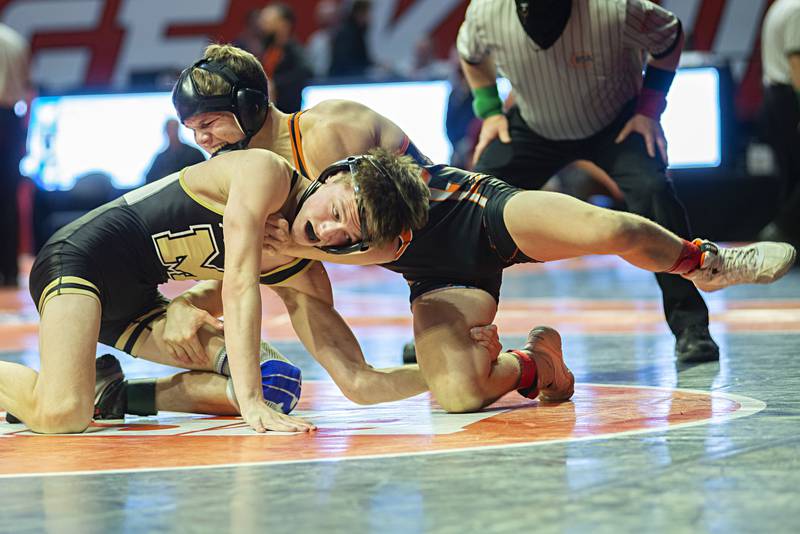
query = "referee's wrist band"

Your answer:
(636, 88), (668, 120)
(472, 85), (504, 119)
(642, 65), (676, 93)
